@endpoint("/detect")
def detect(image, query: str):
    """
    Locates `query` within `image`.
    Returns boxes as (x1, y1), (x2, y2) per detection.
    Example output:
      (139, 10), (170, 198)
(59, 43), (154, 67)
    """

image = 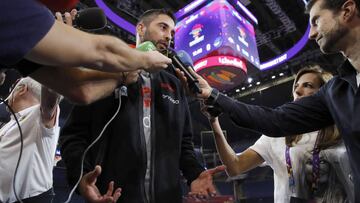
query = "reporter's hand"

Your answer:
(79, 165), (122, 203)
(188, 165), (226, 199)
(122, 70), (140, 85)
(141, 51), (172, 72)
(175, 68), (212, 99)
(55, 9), (77, 26)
